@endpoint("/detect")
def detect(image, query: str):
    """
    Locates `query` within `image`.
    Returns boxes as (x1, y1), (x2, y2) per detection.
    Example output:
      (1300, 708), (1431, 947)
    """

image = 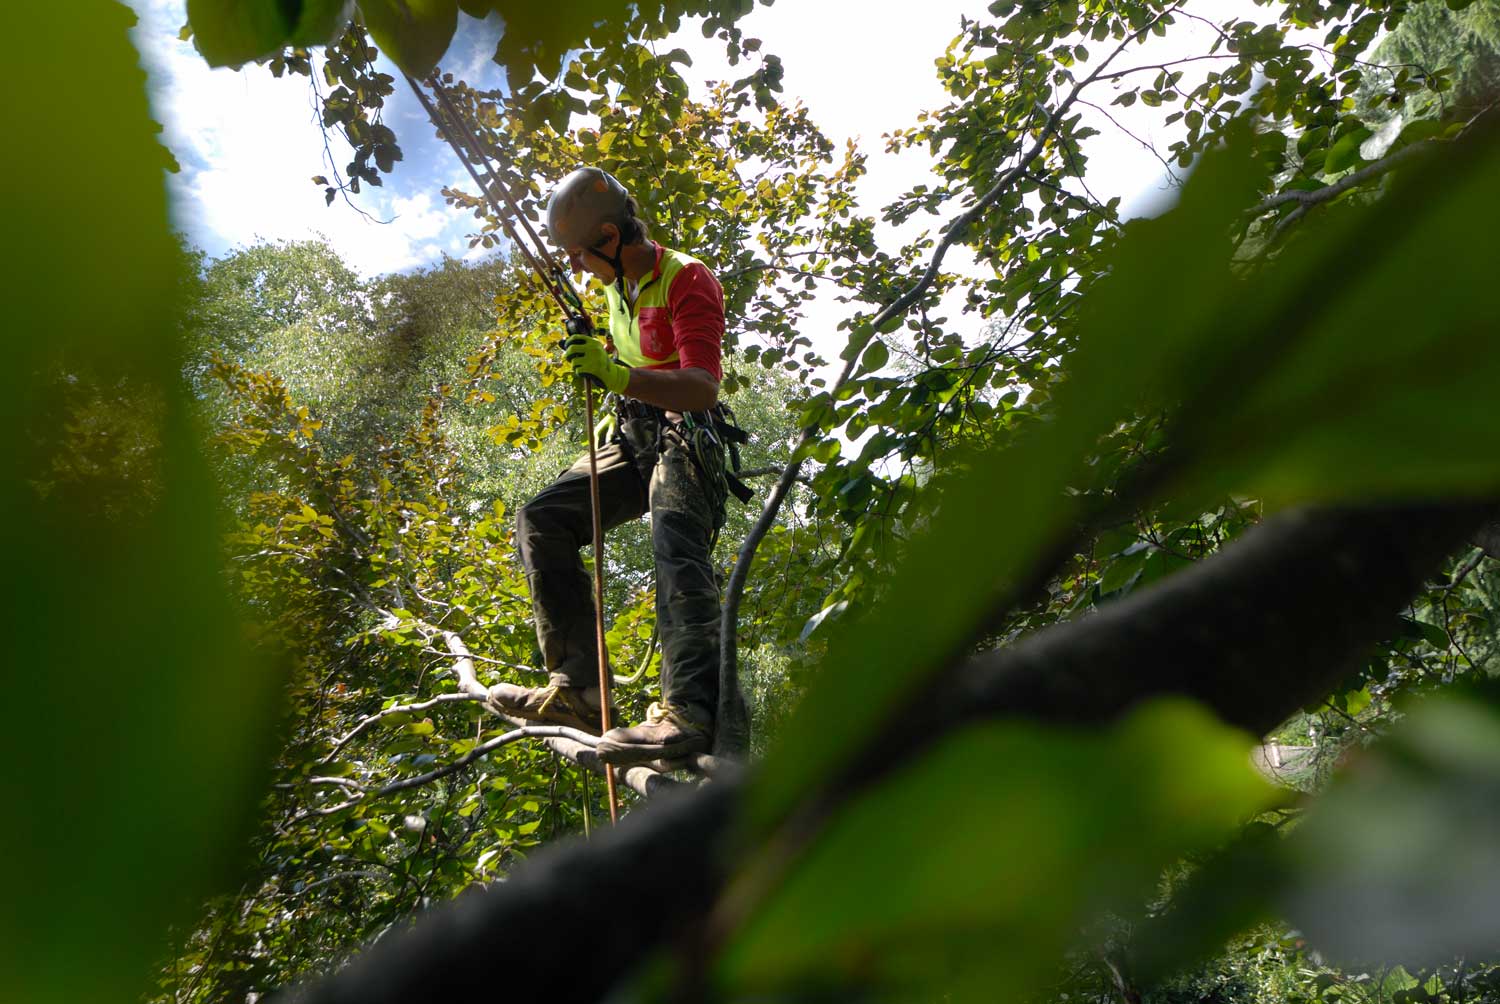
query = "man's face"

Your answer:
(560, 224), (621, 282)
